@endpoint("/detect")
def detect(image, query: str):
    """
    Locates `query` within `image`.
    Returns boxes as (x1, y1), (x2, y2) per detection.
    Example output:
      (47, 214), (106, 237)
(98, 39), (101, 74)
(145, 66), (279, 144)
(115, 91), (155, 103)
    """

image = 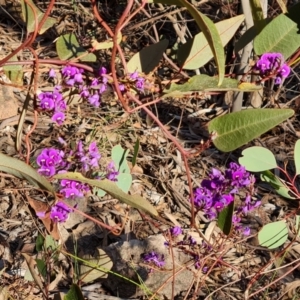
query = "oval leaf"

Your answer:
(79, 248), (113, 283)
(56, 33), (96, 62)
(294, 140), (300, 176)
(64, 284), (85, 300)
(208, 109), (294, 152)
(217, 201), (234, 236)
(0, 152), (55, 195)
(258, 220), (288, 249)
(178, 15), (244, 69)
(260, 171), (296, 200)
(127, 39), (169, 74)
(254, 13), (300, 59)
(21, 0), (56, 34)
(54, 172), (158, 217)
(239, 146), (277, 171)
